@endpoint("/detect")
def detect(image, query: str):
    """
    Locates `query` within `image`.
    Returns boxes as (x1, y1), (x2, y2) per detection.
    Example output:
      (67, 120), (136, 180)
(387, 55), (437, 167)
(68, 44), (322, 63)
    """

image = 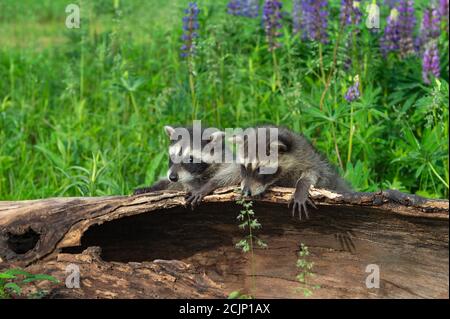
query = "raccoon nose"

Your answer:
(169, 172), (178, 182)
(242, 187), (251, 197)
